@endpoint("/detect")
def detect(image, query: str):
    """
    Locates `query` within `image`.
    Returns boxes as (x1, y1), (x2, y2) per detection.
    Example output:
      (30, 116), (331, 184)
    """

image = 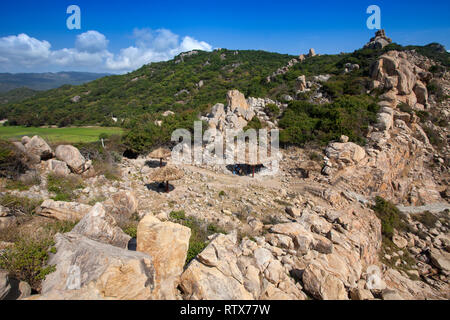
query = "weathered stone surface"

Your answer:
(180, 233), (254, 300)
(104, 191), (138, 217)
(227, 89), (249, 113)
(392, 234), (408, 249)
(24, 136), (53, 160)
(0, 271), (11, 300)
(0, 216), (17, 230)
(39, 233), (156, 300)
(55, 145), (87, 174)
(429, 249), (450, 272)
(38, 199), (92, 222)
(137, 215), (191, 299)
(325, 142), (366, 167)
(47, 159), (71, 176)
(71, 203), (131, 249)
(302, 263), (348, 300)
(0, 205), (10, 217)
(364, 30), (392, 50)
